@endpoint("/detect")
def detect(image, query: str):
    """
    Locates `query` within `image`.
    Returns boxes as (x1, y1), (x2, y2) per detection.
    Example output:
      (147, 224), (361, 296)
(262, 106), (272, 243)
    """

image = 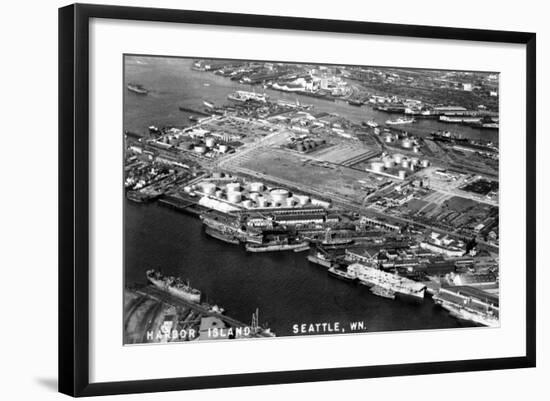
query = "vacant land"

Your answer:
(235, 147), (386, 203)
